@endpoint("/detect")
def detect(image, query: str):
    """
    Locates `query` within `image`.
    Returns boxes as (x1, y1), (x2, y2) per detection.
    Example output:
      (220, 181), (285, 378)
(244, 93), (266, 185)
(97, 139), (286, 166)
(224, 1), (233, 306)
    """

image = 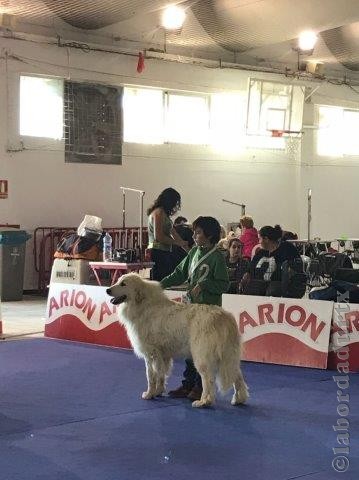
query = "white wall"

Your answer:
(0, 36), (320, 289)
(300, 83), (359, 240)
